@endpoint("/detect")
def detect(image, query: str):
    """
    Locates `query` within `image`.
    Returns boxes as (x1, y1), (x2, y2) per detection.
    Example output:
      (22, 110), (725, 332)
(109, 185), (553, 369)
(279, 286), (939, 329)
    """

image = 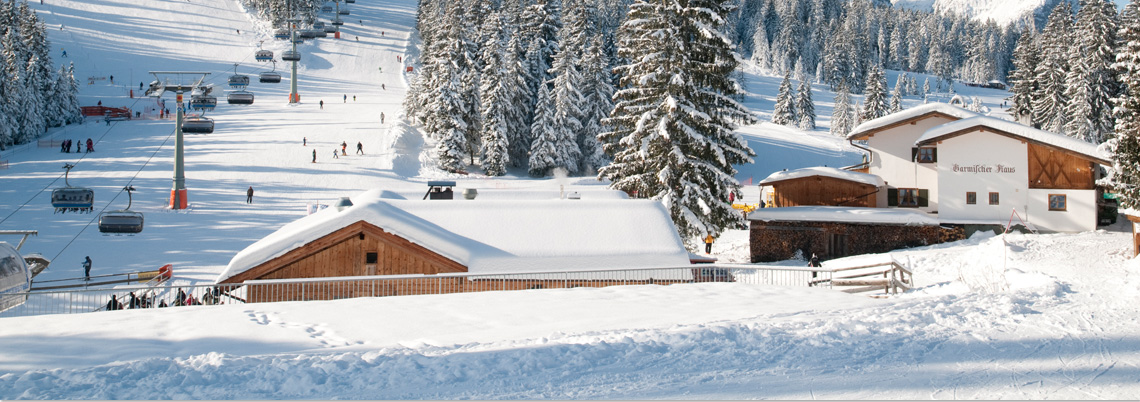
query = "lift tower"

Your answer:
(144, 71), (211, 209)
